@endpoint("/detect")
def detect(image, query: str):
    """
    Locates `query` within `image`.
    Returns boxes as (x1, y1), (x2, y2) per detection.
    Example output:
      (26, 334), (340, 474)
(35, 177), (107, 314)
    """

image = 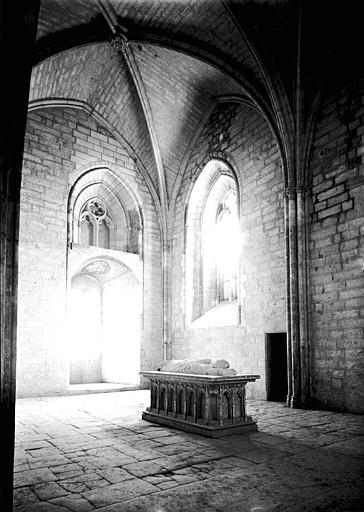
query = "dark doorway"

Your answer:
(266, 333), (288, 402)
